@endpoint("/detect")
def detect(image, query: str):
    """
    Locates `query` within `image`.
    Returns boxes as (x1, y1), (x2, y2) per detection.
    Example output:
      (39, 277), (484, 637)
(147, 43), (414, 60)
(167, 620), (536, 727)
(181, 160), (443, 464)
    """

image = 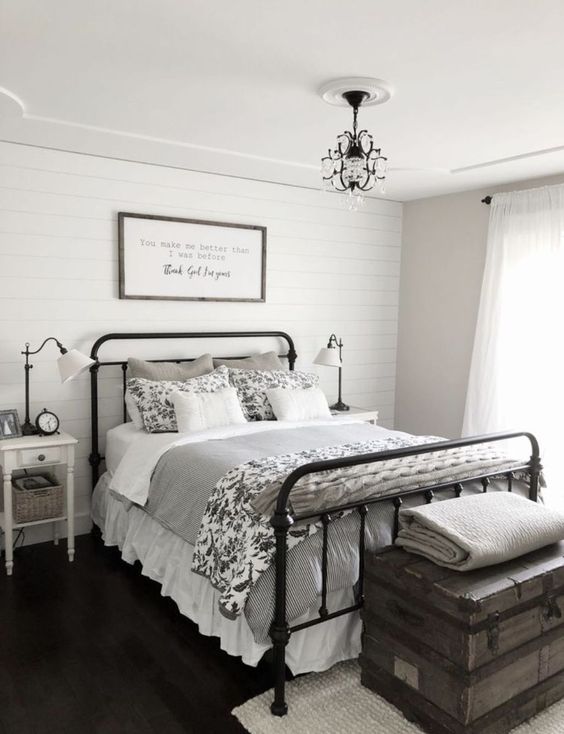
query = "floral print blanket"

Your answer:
(191, 433), (446, 619)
